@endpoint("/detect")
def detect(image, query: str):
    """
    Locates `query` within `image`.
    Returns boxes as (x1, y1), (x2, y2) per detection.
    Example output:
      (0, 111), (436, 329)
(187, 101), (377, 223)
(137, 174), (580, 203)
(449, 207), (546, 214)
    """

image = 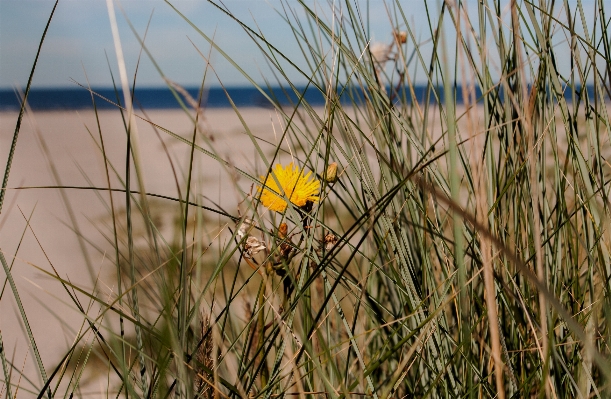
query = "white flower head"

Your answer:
(244, 236), (266, 258)
(369, 42), (391, 66)
(236, 218), (256, 240)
